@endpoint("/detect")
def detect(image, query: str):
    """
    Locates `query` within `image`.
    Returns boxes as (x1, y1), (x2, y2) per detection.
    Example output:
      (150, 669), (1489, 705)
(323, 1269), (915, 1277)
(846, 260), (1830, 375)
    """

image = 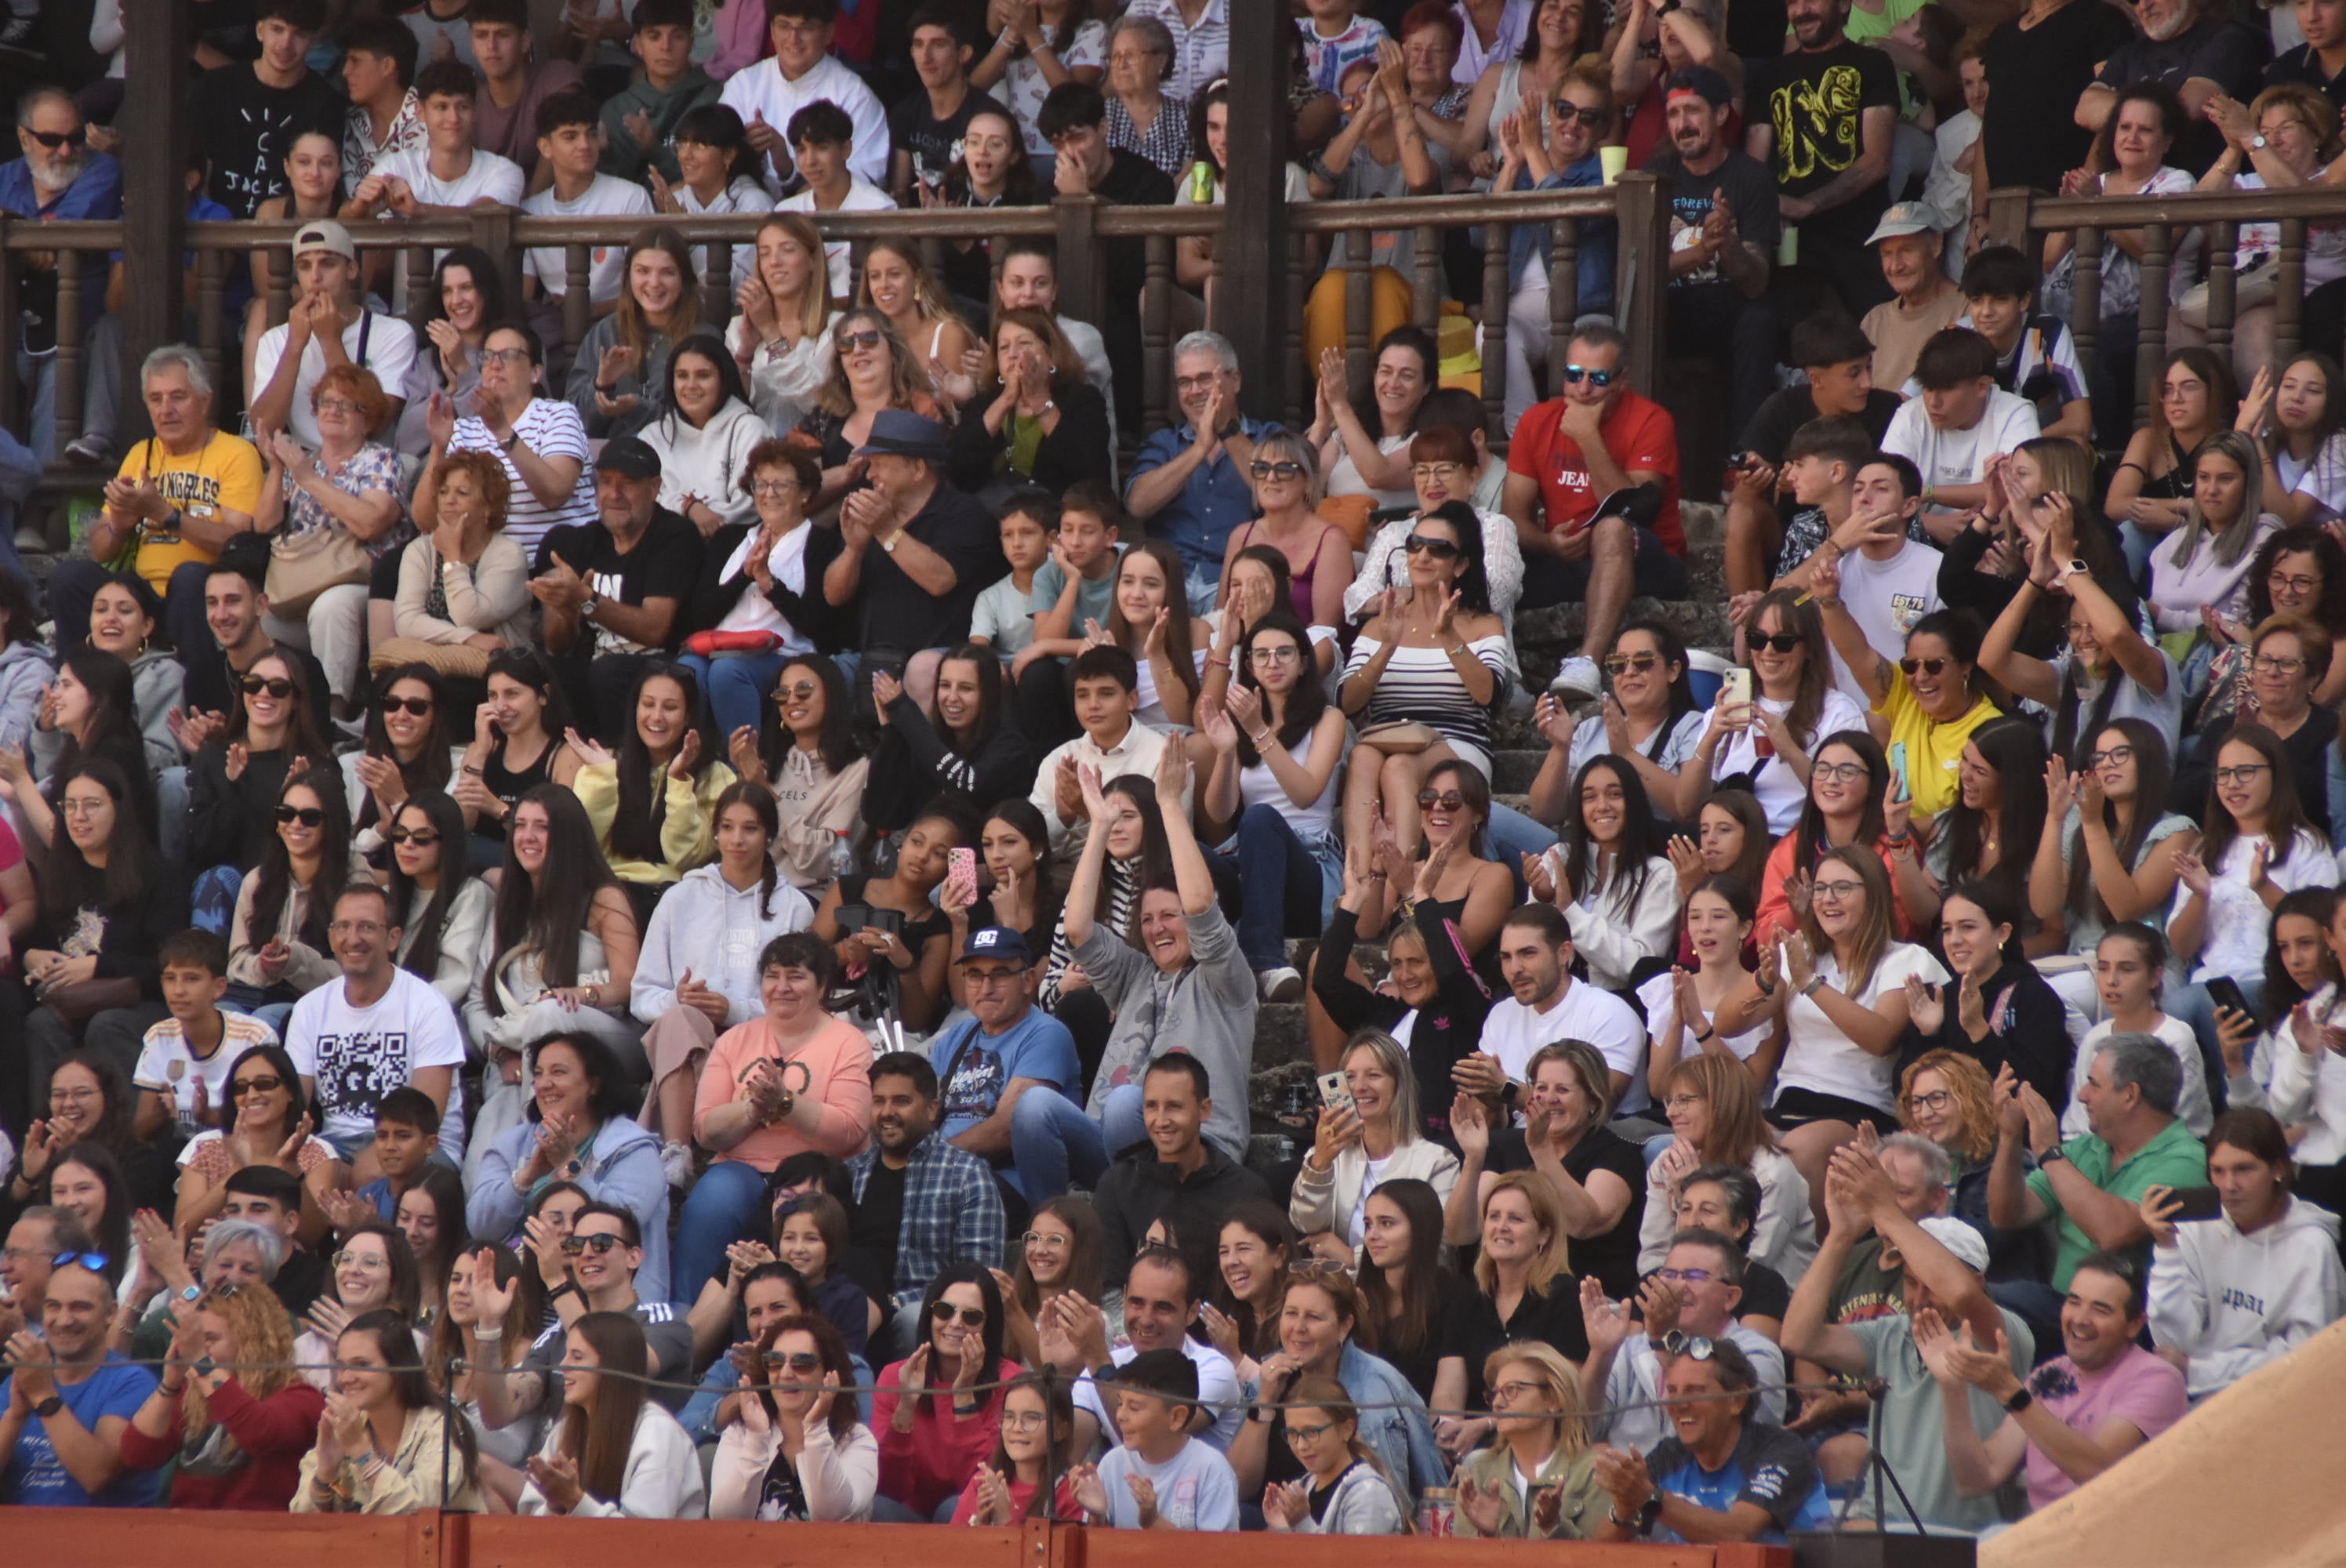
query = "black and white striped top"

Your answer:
(1343, 634), (1516, 771)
